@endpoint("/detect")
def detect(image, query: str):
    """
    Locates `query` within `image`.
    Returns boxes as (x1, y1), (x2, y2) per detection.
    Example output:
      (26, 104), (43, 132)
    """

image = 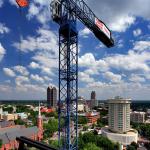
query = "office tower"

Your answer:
(91, 91), (96, 100)
(108, 96), (131, 133)
(91, 91), (97, 108)
(47, 86), (57, 108)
